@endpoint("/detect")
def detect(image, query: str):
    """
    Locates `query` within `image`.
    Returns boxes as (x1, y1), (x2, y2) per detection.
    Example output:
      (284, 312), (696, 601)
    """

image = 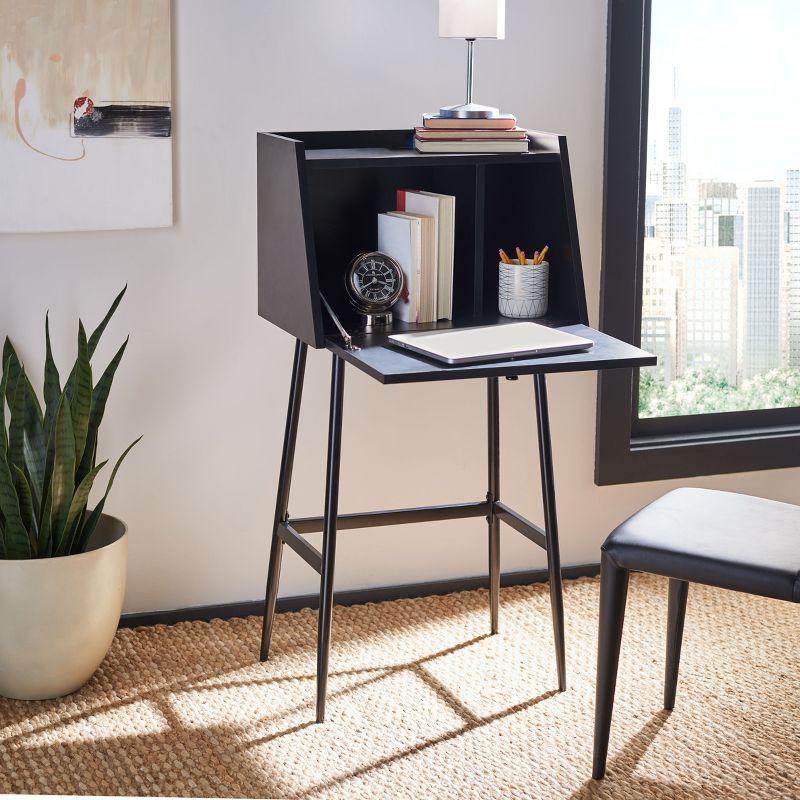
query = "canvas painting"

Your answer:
(0, 0), (172, 233)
